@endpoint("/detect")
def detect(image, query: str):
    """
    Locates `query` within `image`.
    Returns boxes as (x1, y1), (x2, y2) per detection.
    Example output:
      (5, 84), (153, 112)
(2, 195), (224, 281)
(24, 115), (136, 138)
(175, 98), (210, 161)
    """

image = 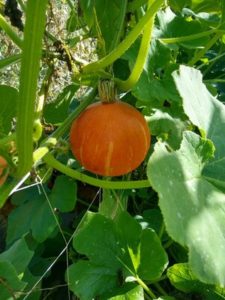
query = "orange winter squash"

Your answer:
(0, 156), (8, 186)
(70, 100), (151, 176)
